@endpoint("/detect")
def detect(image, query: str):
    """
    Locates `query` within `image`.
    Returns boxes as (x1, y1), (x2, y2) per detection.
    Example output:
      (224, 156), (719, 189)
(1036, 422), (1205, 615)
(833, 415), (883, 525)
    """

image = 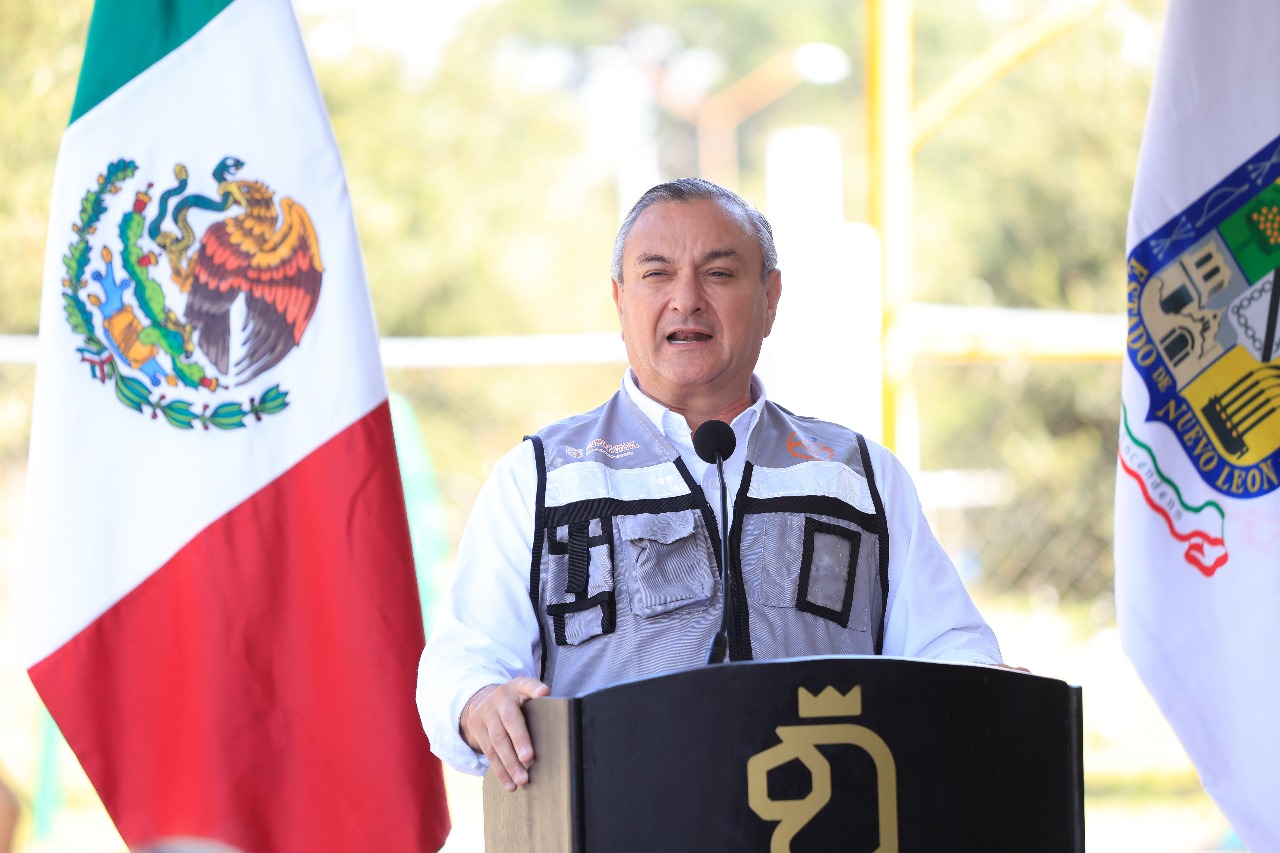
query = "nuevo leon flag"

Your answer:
(1118, 1), (1280, 848)
(18, 0), (450, 849)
